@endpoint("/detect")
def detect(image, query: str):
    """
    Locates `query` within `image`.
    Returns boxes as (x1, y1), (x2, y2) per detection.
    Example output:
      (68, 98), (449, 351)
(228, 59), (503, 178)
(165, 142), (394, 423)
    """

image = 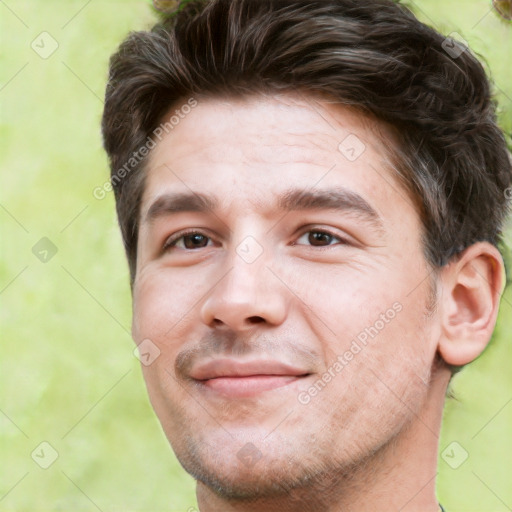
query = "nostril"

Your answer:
(248, 316), (265, 324)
